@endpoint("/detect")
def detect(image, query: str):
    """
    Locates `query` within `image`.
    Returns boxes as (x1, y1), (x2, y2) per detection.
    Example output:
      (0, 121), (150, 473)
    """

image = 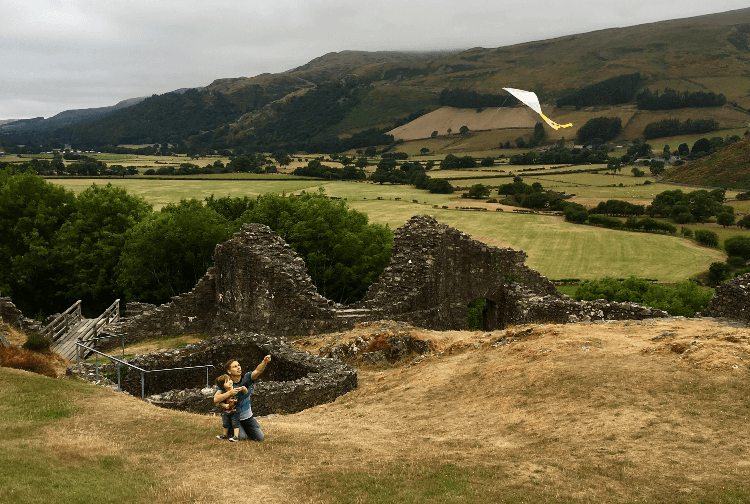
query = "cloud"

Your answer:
(1, 0), (748, 119)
